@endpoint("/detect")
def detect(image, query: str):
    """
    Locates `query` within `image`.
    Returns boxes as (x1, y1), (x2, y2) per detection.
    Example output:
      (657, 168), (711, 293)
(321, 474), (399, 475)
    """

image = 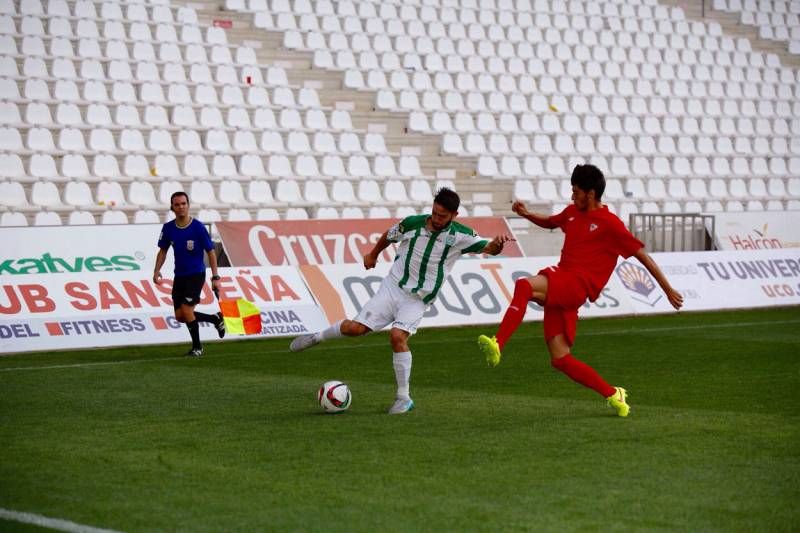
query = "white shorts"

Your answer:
(353, 277), (427, 335)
